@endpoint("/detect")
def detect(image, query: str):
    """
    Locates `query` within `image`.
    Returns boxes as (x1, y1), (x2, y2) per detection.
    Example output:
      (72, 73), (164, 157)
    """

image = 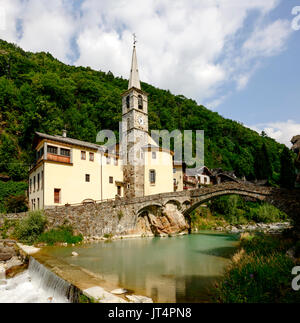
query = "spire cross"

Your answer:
(133, 33), (137, 46)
